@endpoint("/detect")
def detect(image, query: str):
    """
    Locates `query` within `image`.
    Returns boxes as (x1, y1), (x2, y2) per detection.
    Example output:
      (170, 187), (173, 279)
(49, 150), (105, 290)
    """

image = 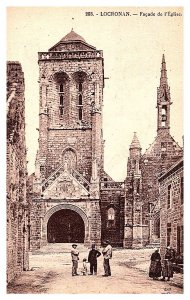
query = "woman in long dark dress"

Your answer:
(149, 248), (162, 280)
